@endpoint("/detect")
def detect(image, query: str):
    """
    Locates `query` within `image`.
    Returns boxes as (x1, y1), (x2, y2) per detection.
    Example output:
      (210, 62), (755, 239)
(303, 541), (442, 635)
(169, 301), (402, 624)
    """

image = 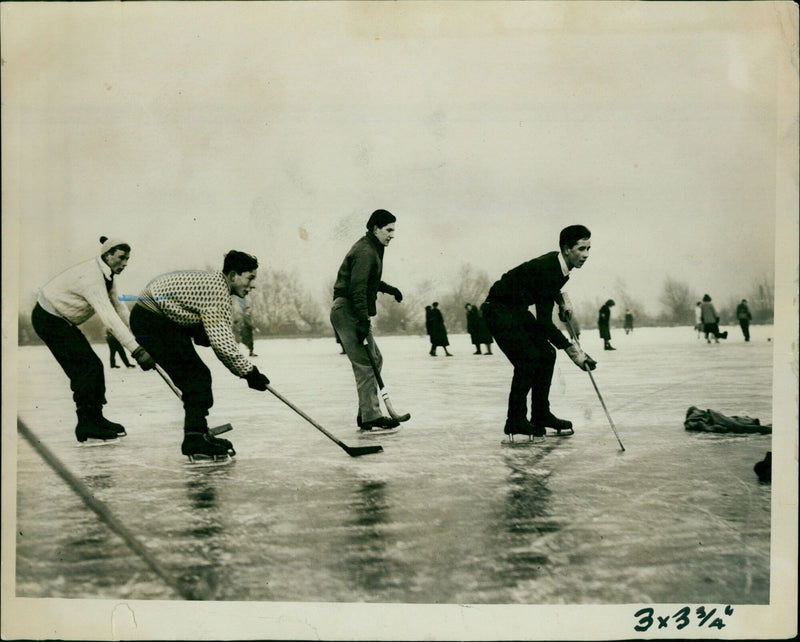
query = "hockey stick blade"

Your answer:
(209, 423), (233, 436)
(266, 385), (383, 457)
(344, 443), (384, 457)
